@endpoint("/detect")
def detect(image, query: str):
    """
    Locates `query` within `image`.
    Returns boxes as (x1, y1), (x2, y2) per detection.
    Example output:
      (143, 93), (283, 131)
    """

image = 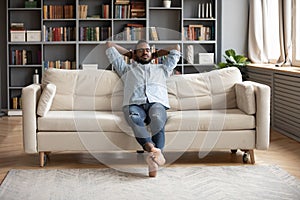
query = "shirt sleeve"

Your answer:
(105, 47), (128, 76)
(162, 49), (181, 75)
